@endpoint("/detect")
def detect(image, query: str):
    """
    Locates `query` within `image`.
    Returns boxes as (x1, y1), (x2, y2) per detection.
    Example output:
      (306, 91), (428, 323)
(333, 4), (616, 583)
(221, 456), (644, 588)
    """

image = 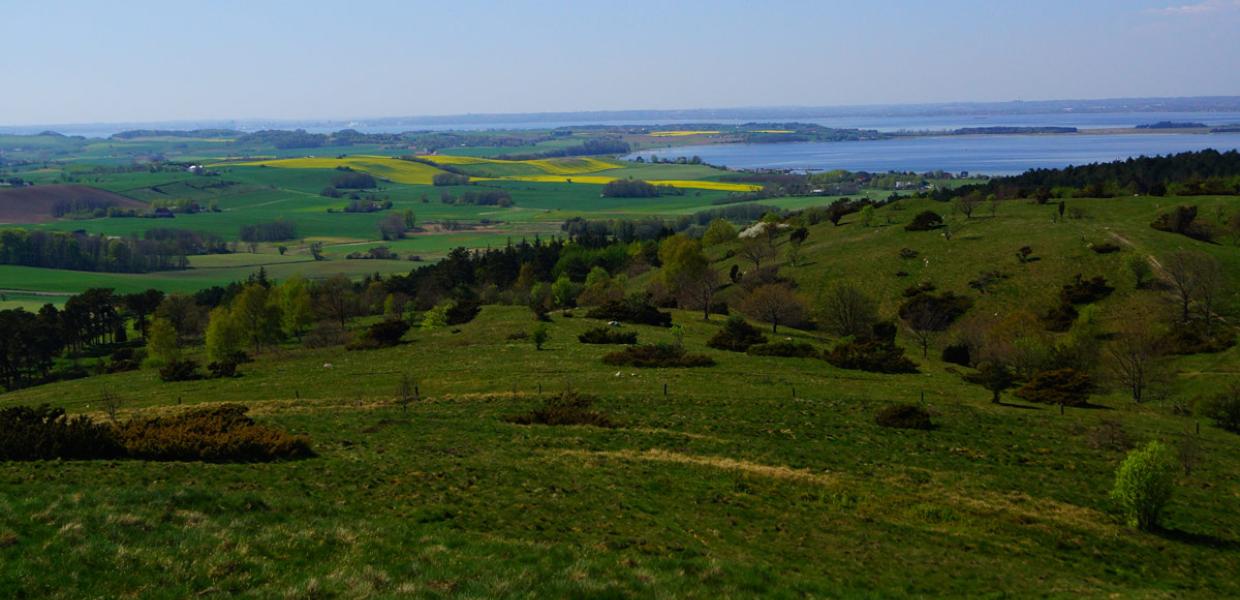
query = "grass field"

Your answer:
(1, 300), (1237, 597)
